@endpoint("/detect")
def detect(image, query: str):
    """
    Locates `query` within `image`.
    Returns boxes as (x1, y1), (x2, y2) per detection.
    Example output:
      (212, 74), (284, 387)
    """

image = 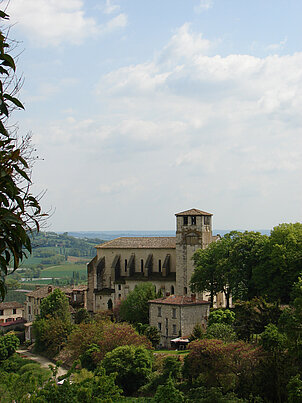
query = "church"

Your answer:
(87, 208), (225, 313)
